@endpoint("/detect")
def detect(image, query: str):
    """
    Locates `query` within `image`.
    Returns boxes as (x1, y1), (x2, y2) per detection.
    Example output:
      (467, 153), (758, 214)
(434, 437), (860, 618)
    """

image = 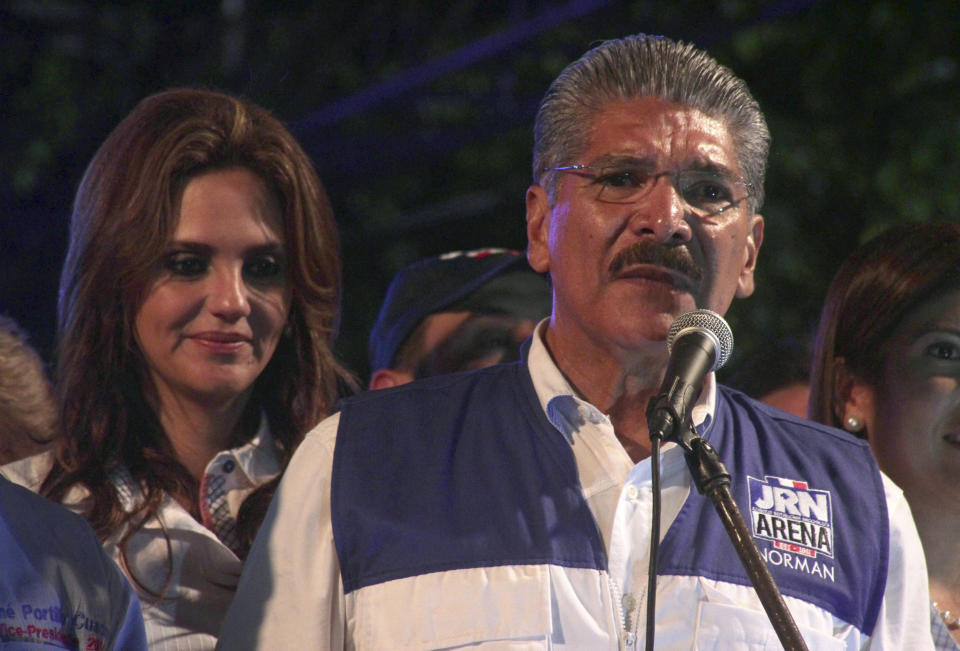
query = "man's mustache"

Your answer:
(609, 241), (703, 282)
